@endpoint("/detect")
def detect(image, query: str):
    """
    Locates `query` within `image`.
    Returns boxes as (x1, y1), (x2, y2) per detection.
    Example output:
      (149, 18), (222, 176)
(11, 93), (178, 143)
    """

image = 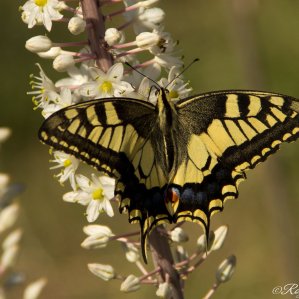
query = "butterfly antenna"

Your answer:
(125, 62), (160, 89)
(165, 58), (199, 89)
